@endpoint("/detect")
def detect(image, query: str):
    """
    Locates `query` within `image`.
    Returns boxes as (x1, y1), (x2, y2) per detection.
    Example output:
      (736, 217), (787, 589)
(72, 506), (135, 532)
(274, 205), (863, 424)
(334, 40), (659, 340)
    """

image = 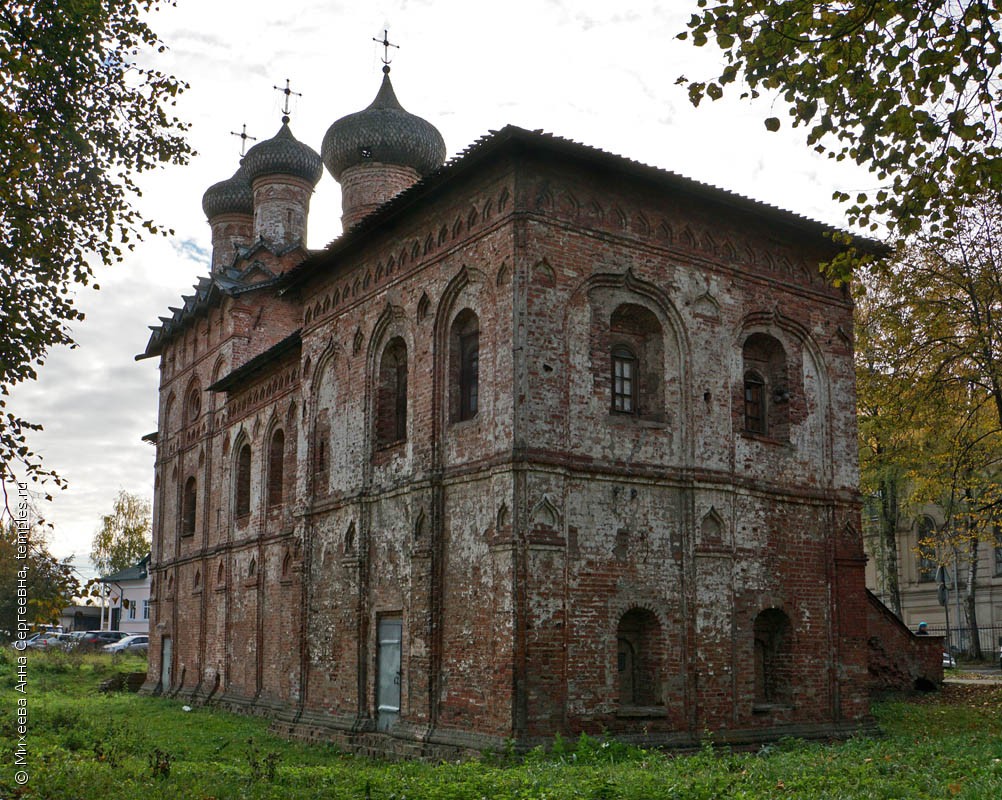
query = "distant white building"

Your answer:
(865, 511), (1002, 655)
(99, 553), (151, 635)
